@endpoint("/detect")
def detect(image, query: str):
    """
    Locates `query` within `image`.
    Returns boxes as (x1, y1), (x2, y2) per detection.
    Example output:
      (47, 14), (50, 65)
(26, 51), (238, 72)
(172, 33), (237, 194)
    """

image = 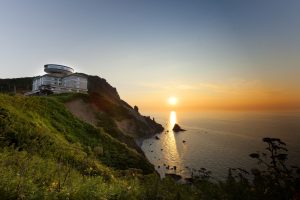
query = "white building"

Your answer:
(27, 64), (88, 95)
